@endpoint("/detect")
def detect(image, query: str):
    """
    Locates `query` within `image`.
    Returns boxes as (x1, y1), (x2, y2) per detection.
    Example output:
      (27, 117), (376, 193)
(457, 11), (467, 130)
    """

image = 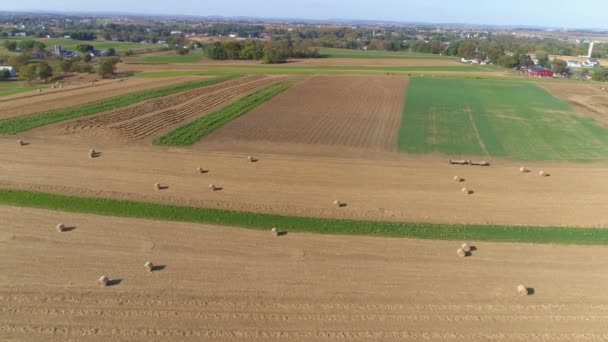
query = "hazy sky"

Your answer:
(4, 0), (608, 29)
